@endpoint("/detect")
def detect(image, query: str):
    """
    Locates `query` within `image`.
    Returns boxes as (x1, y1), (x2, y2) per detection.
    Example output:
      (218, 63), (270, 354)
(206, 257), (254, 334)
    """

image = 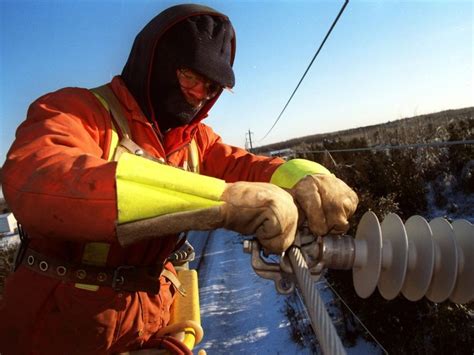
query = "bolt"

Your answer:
(279, 278), (291, 290)
(277, 277), (294, 294)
